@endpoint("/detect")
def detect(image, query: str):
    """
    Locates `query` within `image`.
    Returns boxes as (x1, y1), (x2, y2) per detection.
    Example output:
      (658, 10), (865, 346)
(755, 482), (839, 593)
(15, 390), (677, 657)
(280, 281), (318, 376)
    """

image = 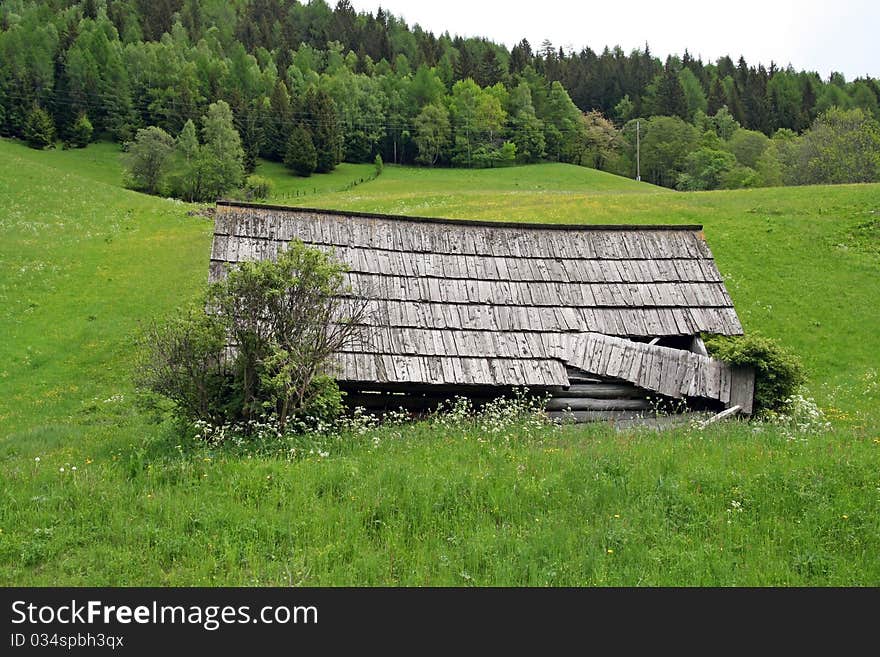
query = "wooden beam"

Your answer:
(700, 405), (742, 426)
(545, 383), (644, 399)
(545, 397), (651, 412)
(691, 335), (709, 357)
